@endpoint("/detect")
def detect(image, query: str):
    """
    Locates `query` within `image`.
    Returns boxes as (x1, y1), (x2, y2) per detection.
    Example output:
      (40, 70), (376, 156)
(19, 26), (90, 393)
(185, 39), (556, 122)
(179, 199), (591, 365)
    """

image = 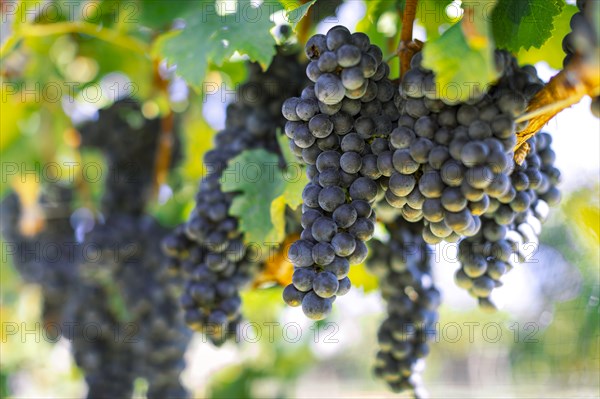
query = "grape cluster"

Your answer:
(455, 132), (561, 309)
(382, 51), (544, 244)
(281, 25), (401, 319)
(162, 225), (255, 345)
(162, 51), (308, 344)
(73, 214), (192, 399)
(0, 184), (77, 327)
(62, 266), (139, 399)
(1, 188), (142, 399)
(2, 100), (193, 398)
(75, 100), (193, 398)
(75, 221), (191, 399)
(366, 219), (440, 394)
(78, 100), (180, 215)
(562, 0), (599, 118)
(74, 100), (191, 398)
